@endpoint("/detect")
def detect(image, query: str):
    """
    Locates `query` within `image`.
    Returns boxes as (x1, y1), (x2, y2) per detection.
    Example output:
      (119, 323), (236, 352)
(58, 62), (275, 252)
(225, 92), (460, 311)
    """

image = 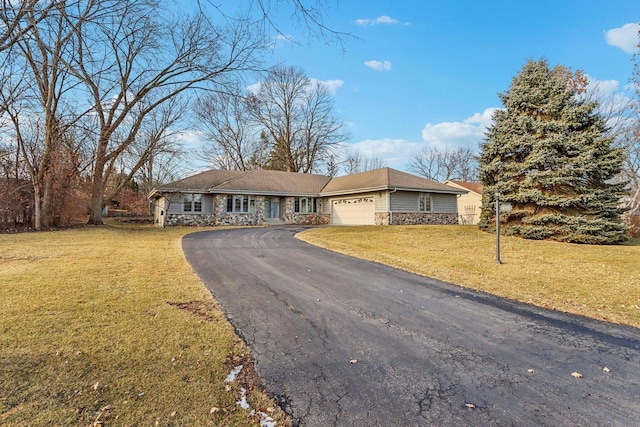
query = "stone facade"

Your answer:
(288, 213), (330, 225)
(213, 195), (266, 226)
(165, 214), (217, 226)
(162, 195), (458, 227)
(165, 195), (331, 227)
(389, 212), (458, 225)
(281, 197), (330, 225)
(375, 213), (390, 226)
